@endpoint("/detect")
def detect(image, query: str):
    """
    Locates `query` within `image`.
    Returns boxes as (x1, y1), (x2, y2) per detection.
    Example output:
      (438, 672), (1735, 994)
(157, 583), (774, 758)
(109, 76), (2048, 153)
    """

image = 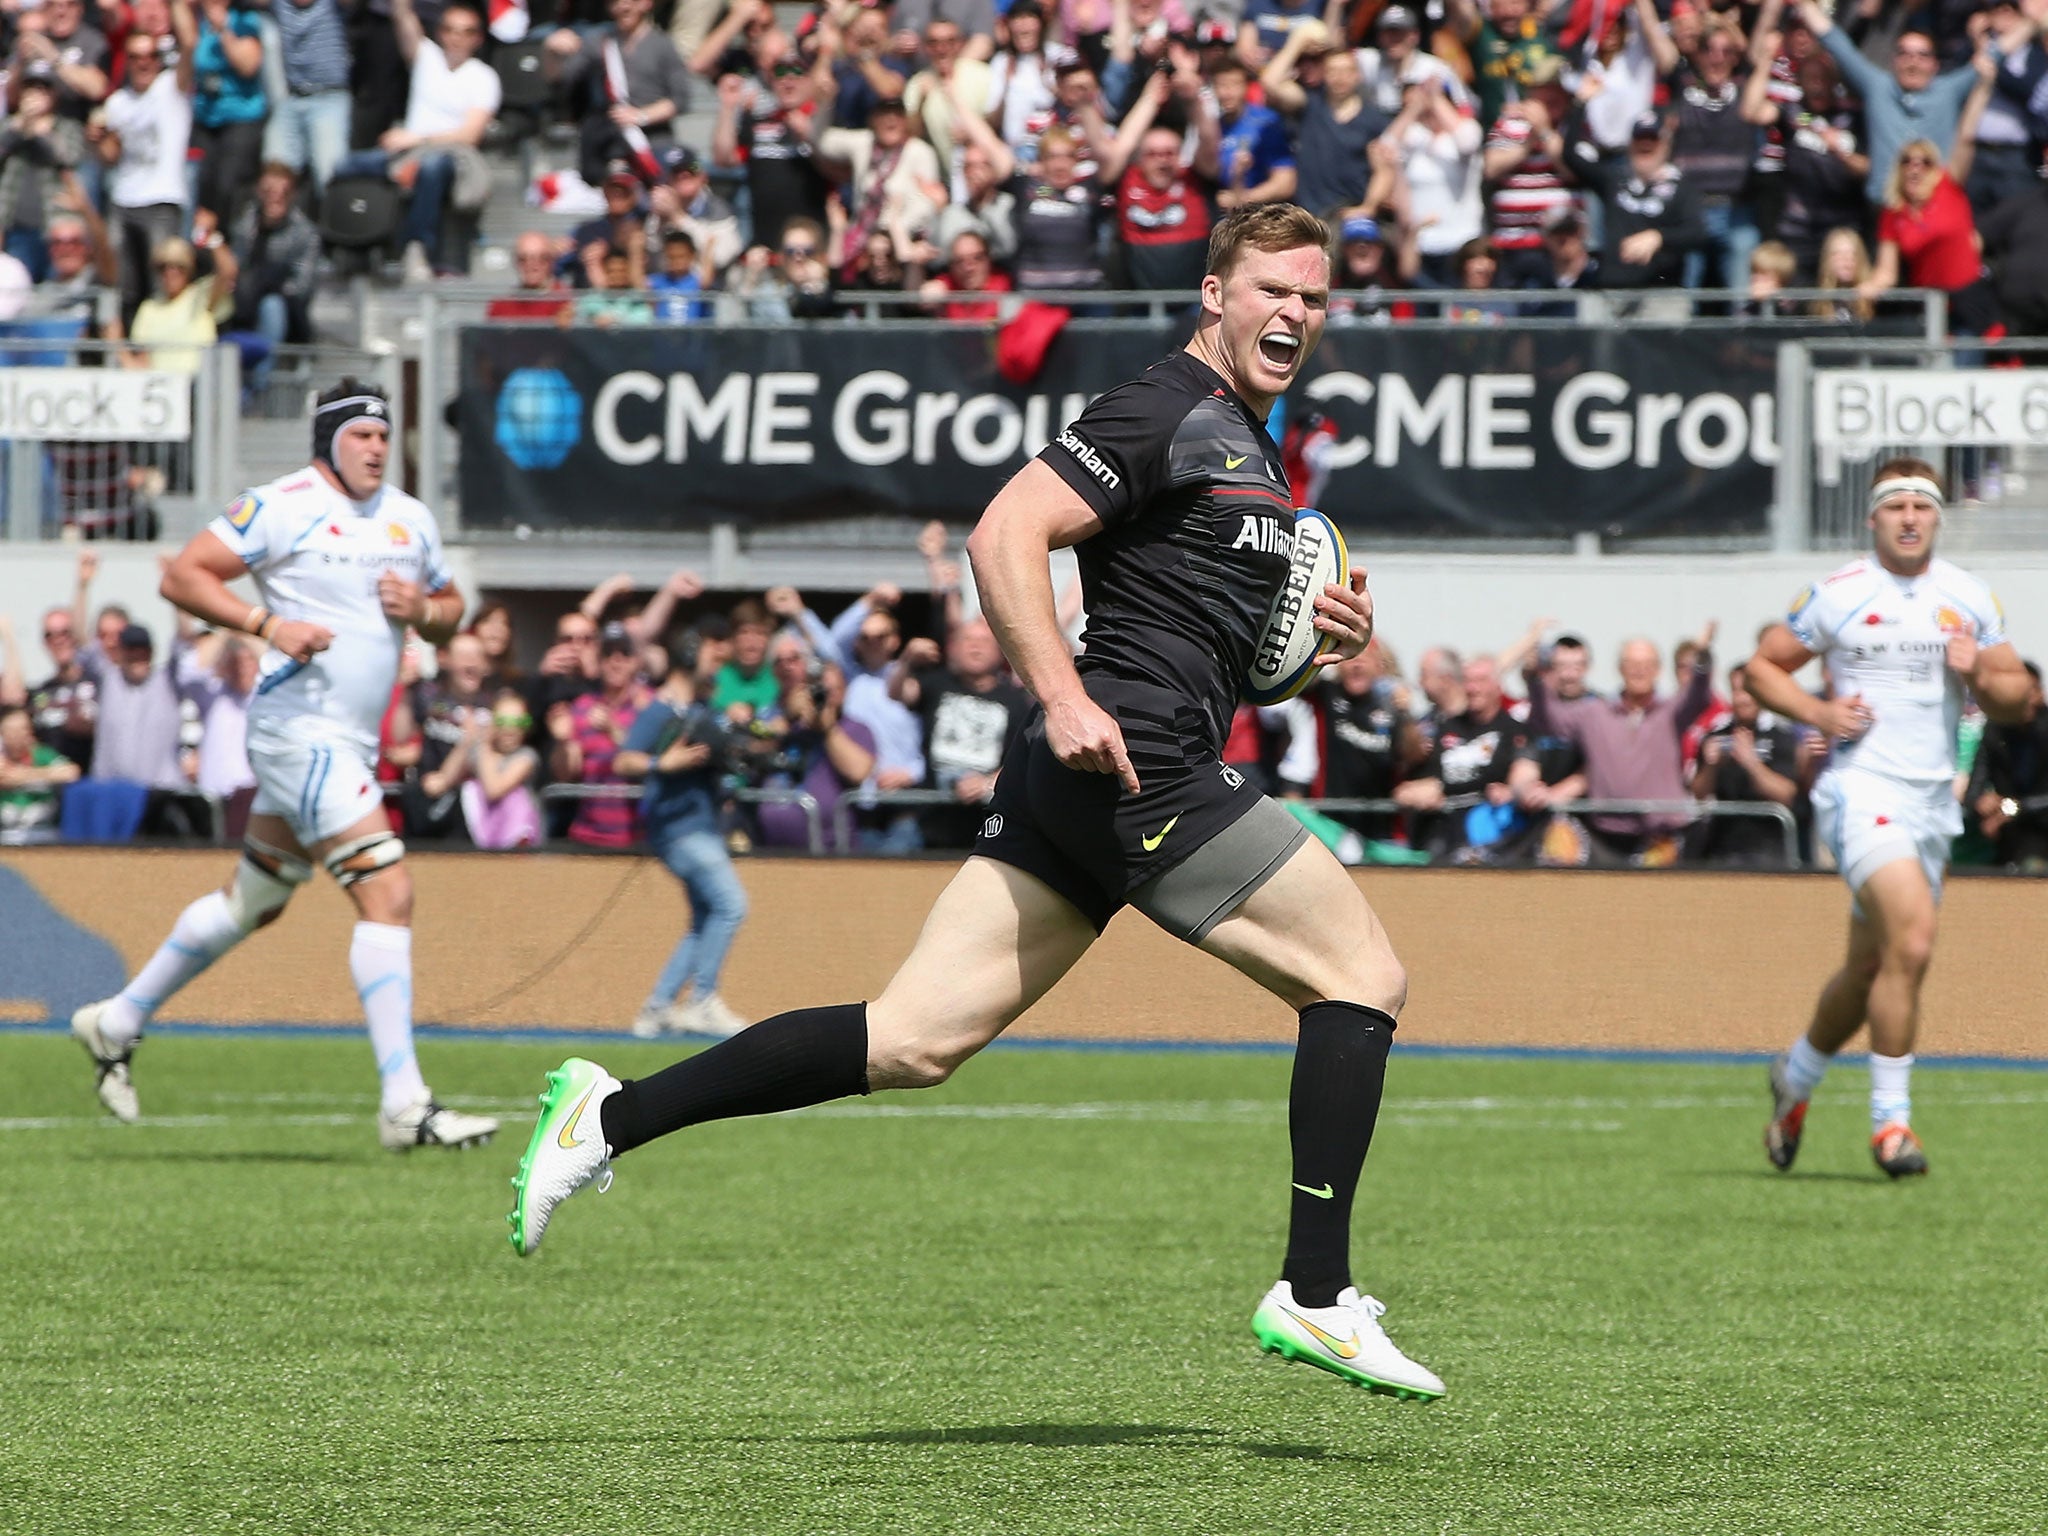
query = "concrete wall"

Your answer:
(10, 541), (2048, 683)
(4, 849), (2043, 1057)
